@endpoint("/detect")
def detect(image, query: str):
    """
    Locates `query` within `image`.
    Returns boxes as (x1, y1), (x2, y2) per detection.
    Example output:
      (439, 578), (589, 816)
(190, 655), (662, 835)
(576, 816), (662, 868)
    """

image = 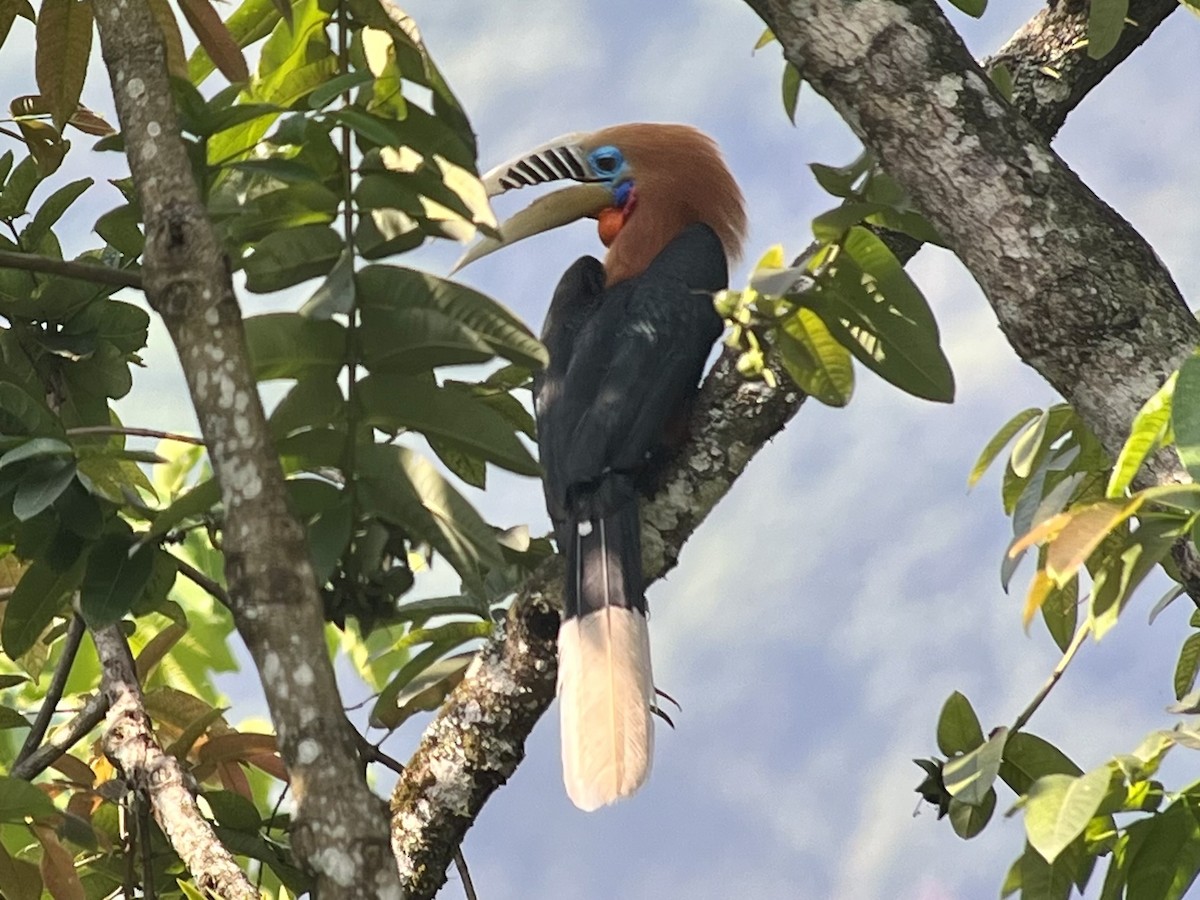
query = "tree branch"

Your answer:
(14, 614), (86, 769)
(387, 2), (1183, 895)
(0, 249), (143, 290)
(11, 690), (109, 781)
(93, 624), (257, 900)
(88, 1), (403, 894)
